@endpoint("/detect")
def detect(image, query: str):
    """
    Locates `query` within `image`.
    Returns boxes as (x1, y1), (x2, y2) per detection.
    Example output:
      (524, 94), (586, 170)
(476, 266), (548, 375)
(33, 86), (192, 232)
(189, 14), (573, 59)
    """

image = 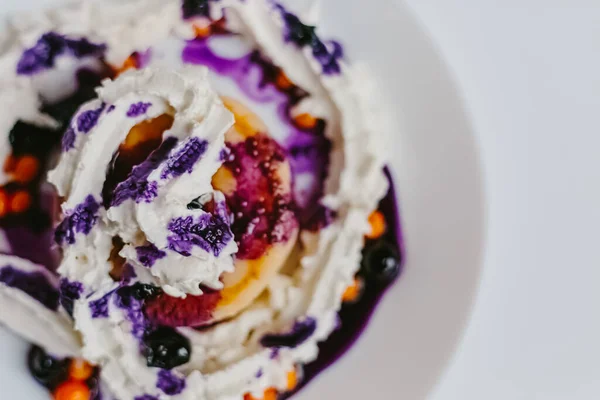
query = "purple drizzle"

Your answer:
(77, 103), (106, 133)
(218, 147), (230, 162)
(269, 348), (279, 360)
(89, 294), (110, 319)
(115, 290), (150, 341)
(260, 317), (317, 349)
(127, 102), (153, 118)
(156, 370), (186, 395)
(303, 204), (337, 232)
(17, 32), (106, 76)
(182, 41), (332, 231)
(277, 6), (343, 75)
(136, 244), (167, 268)
(135, 396), (158, 400)
(54, 195), (100, 245)
(0, 266), (59, 310)
(111, 137), (178, 207)
(61, 127), (76, 151)
(61, 102), (106, 151)
(66, 37), (107, 58)
(59, 279), (83, 315)
(167, 211), (233, 257)
(160, 137), (209, 180)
